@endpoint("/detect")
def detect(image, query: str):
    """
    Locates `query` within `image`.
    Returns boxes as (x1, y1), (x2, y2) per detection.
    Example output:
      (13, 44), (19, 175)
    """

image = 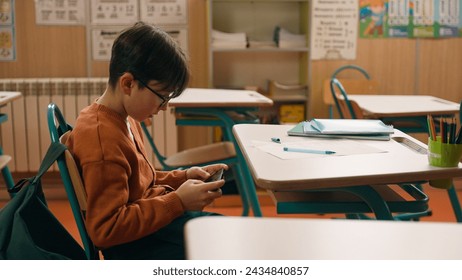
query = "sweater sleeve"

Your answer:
(82, 160), (185, 249)
(155, 169), (187, 189)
